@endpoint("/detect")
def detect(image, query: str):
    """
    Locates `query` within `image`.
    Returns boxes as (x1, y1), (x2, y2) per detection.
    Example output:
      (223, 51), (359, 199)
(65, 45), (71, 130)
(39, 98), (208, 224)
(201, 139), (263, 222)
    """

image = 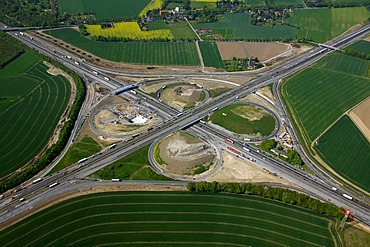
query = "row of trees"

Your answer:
(306, 0), (370, 8)
(187, 181), (345, 219)
(0, 49), (86, 193)
(0, 31), (25, 68)
(345, 47), (370, 60)
(0, 0), (59, 27)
